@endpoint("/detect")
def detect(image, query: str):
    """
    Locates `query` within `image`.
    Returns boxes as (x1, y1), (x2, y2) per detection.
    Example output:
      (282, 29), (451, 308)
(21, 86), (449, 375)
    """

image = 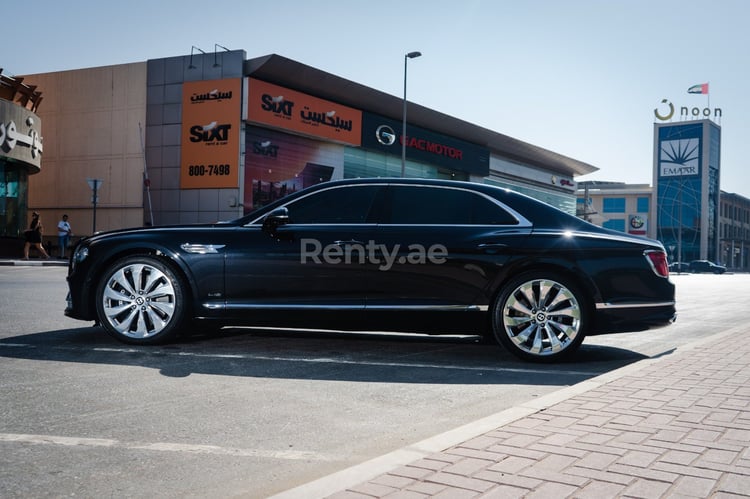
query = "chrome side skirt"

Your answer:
(595, 301), (675, 310)
(203, 303), (489, 312)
